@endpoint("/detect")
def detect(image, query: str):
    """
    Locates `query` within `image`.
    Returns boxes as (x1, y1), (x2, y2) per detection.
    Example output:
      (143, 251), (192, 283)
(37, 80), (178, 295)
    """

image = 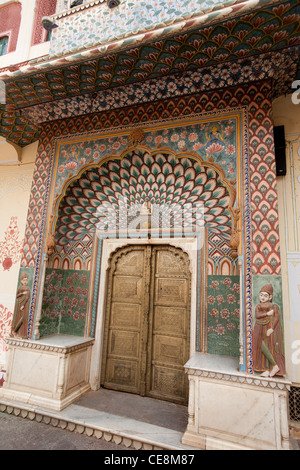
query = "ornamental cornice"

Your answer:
(186, 367), (291, 391)
(54, 0), (106, 20)
(6, 337), (94, 355)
